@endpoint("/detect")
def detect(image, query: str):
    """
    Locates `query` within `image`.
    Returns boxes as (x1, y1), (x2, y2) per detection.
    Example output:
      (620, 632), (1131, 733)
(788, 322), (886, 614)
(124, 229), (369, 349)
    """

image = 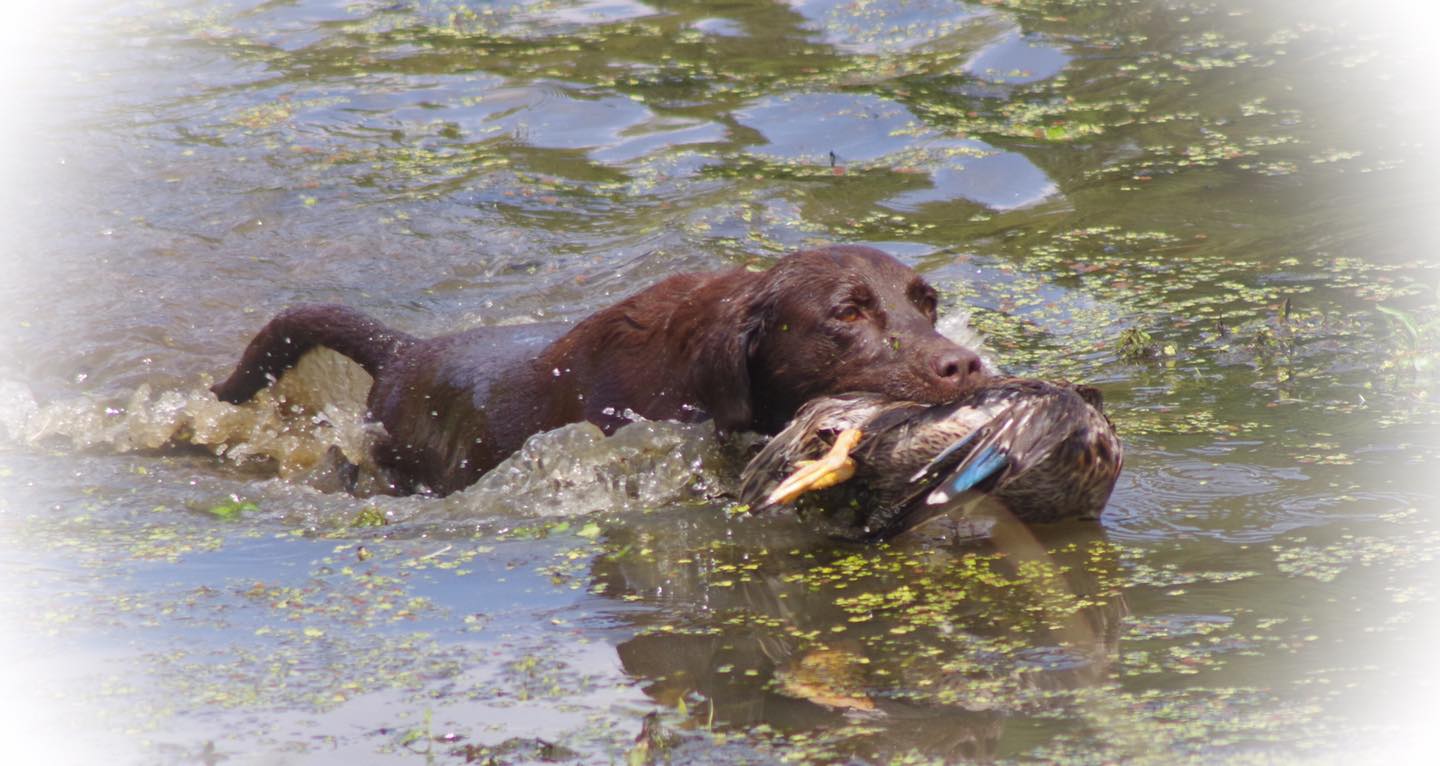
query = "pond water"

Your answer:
(2, 0), (1439, 763)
